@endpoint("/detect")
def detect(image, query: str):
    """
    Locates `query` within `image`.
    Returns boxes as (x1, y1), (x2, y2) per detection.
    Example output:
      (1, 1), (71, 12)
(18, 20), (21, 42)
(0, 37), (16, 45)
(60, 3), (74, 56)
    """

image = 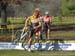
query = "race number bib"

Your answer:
(44, 18), (49, 22)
